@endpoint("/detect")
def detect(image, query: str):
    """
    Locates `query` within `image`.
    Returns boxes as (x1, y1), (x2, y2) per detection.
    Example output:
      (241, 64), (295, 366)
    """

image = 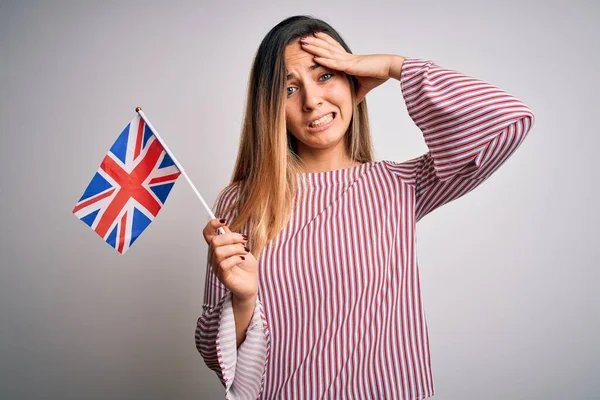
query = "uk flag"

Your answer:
(73, 115), (181, 254)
